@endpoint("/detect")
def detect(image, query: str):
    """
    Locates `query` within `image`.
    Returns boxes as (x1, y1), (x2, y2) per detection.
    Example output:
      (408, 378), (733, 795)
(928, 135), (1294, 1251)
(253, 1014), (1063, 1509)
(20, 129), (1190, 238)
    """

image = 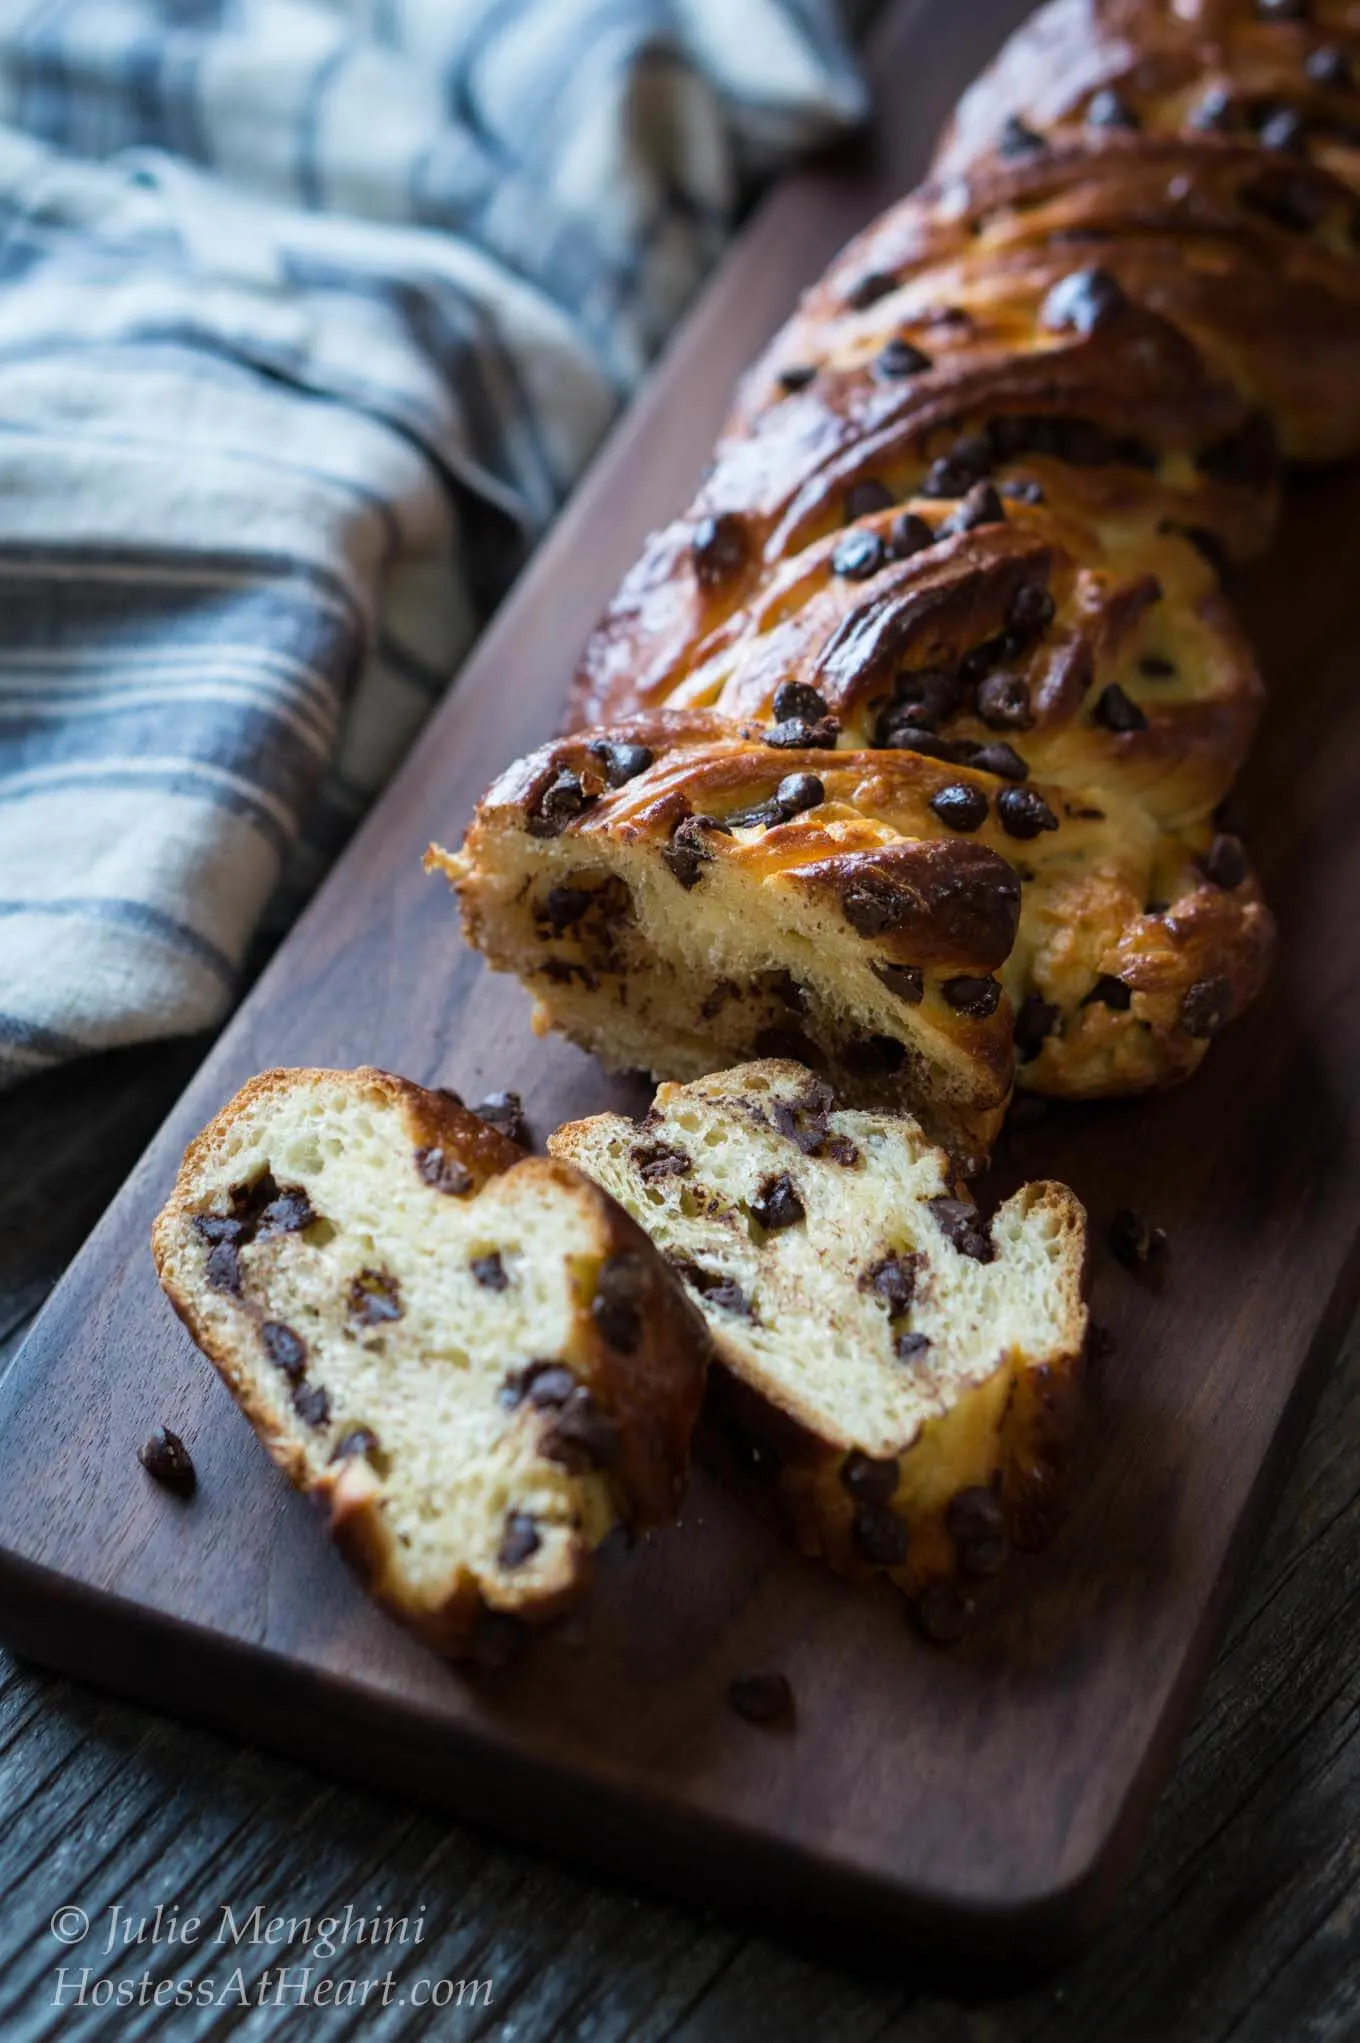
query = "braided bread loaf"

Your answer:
(434, 0), (1356, 1159)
